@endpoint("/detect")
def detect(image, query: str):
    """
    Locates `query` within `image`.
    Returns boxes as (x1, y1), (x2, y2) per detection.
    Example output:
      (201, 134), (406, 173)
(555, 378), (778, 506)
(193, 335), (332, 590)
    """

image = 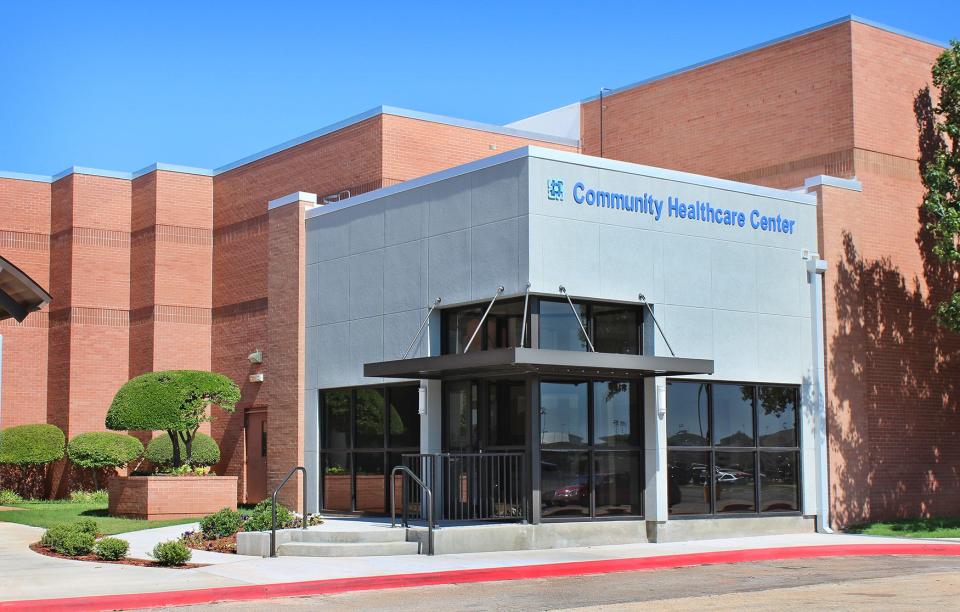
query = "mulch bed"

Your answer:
(29, 542), (207, 569)
(183, 533), (237, 554)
